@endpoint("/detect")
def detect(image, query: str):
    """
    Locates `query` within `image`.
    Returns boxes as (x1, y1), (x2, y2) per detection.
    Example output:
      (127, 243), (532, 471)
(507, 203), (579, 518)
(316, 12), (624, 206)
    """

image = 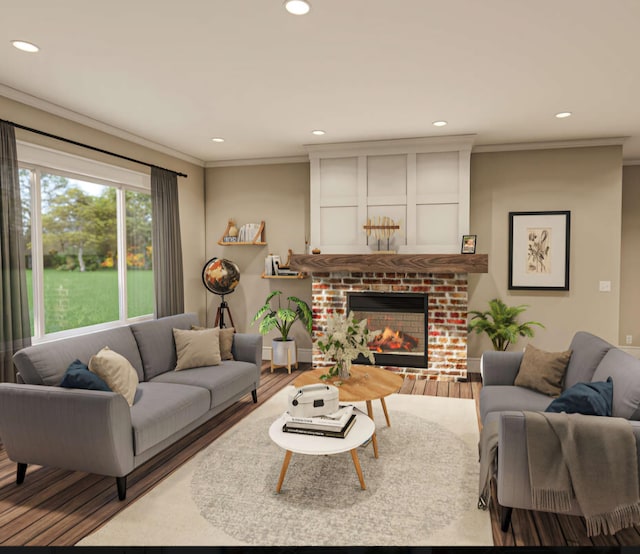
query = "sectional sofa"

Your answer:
(0, 313), (262, 500)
